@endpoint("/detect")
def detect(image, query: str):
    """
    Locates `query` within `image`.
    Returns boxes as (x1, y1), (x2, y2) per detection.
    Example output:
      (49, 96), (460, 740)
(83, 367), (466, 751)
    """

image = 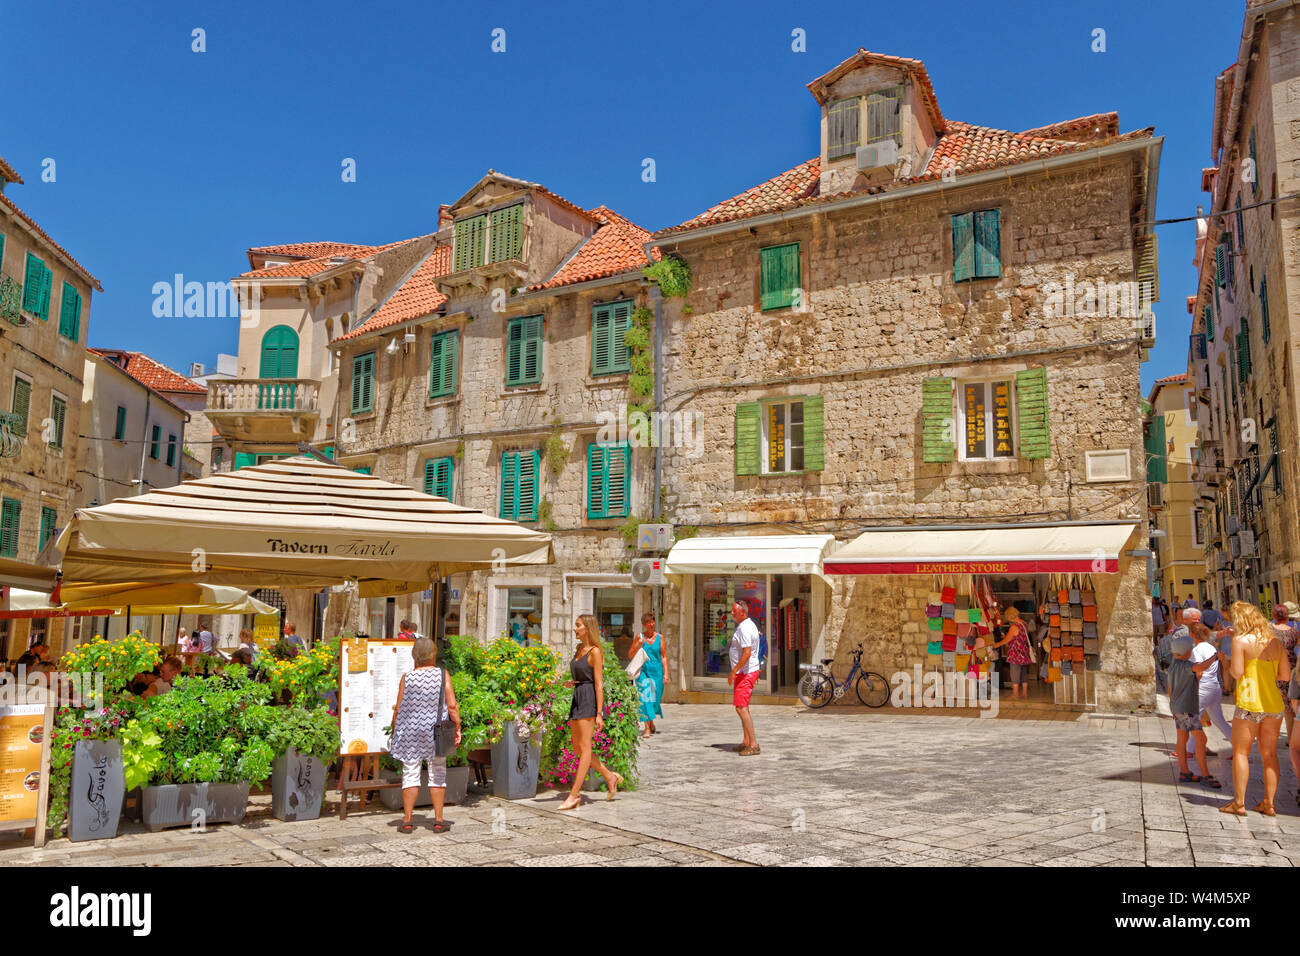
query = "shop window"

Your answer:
(957, 379), (1015, 461)
(594, 588), (636, 664)
(695, 575), (767, 681)
(734, 396), (824, 475)
(952, 209), (1001, 282)
(497, 586), (543, 646)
